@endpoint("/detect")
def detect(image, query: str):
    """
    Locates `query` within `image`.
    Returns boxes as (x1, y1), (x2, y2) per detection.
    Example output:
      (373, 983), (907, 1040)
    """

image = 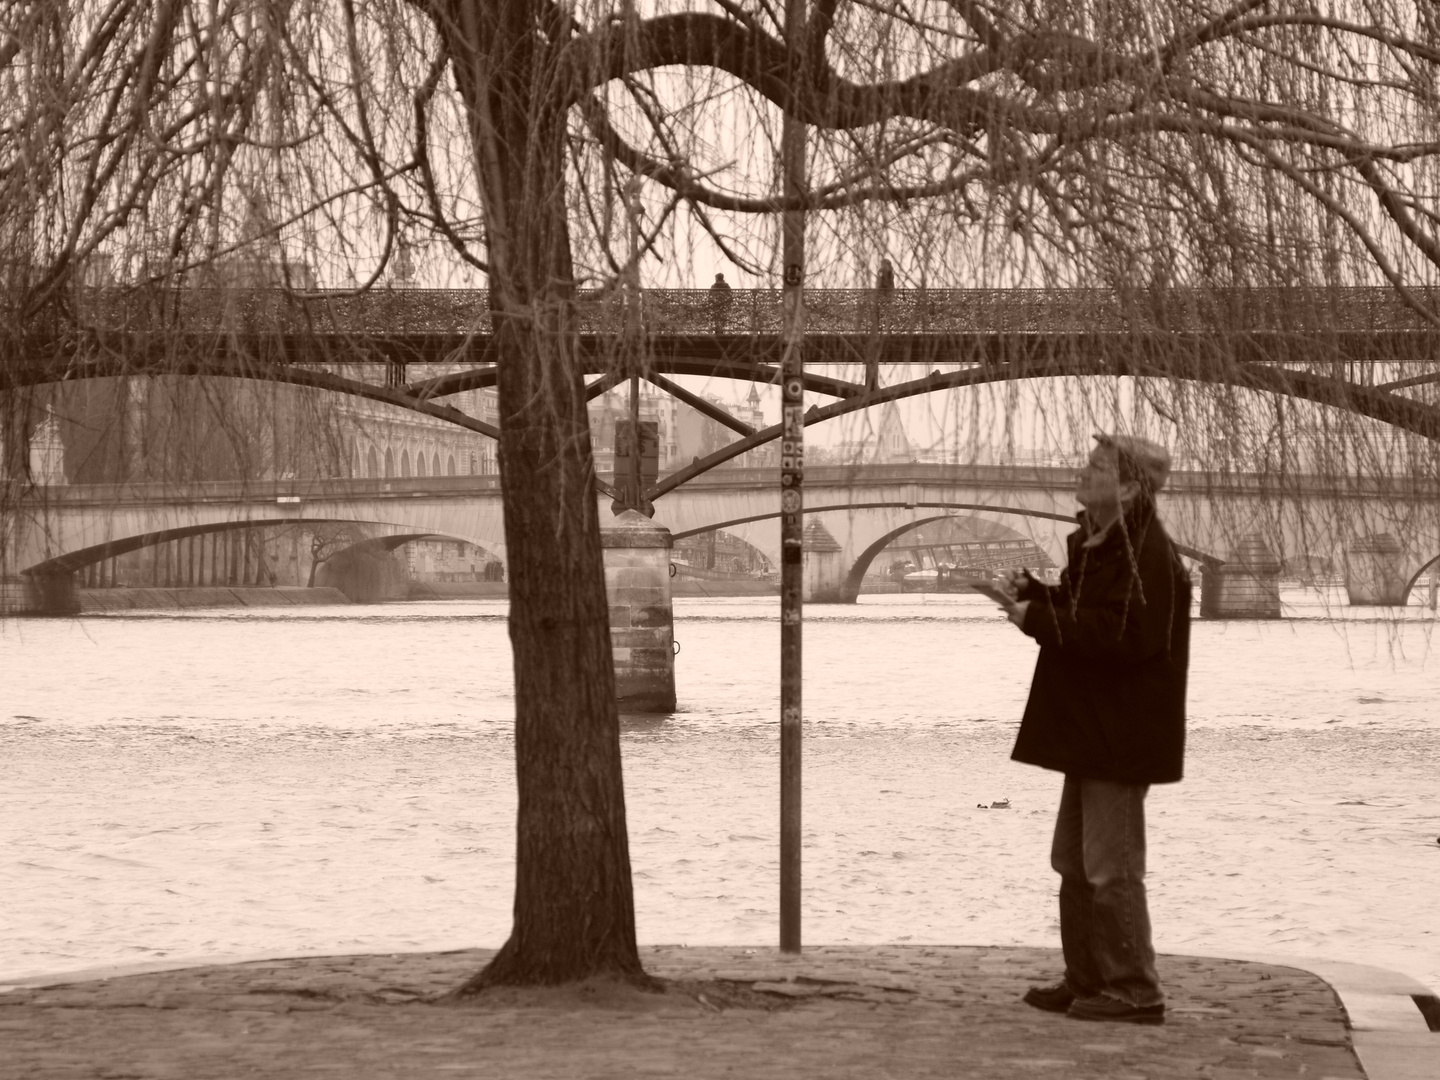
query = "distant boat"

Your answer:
(899, 568), (941, 593)
(902, 566), (1033, 594)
